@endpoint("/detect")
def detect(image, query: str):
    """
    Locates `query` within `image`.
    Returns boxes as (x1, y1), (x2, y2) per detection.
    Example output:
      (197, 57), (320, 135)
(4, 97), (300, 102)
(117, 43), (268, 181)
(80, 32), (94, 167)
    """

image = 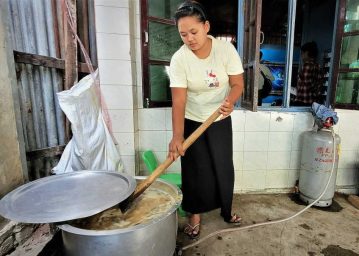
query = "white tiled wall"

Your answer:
(94, 0), (136, 175)
(135, 108), (359, 194)
(95, 1), (359, 194)
(334, 109), (359, 194)
(229, 111), (310, 193)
